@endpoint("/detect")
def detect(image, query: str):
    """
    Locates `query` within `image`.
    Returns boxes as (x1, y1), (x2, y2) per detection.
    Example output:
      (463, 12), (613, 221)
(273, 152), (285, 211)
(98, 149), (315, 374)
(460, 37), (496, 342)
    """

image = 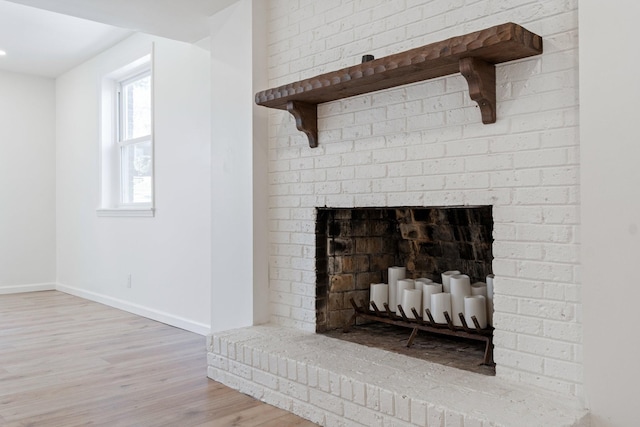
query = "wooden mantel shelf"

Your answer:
(255, 22), (542, 148)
